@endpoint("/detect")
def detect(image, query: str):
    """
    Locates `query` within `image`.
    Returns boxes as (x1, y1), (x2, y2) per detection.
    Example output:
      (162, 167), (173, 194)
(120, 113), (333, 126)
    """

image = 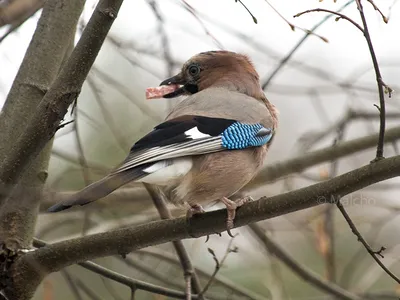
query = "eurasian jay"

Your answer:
(48, 50), (278, 233)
